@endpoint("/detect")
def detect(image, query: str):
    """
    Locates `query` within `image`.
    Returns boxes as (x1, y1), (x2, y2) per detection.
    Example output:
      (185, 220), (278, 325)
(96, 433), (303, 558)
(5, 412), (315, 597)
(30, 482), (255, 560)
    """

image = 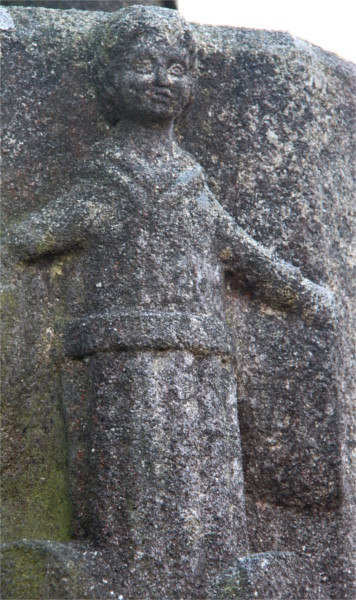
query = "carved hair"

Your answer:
(93, 6), (197, 124)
